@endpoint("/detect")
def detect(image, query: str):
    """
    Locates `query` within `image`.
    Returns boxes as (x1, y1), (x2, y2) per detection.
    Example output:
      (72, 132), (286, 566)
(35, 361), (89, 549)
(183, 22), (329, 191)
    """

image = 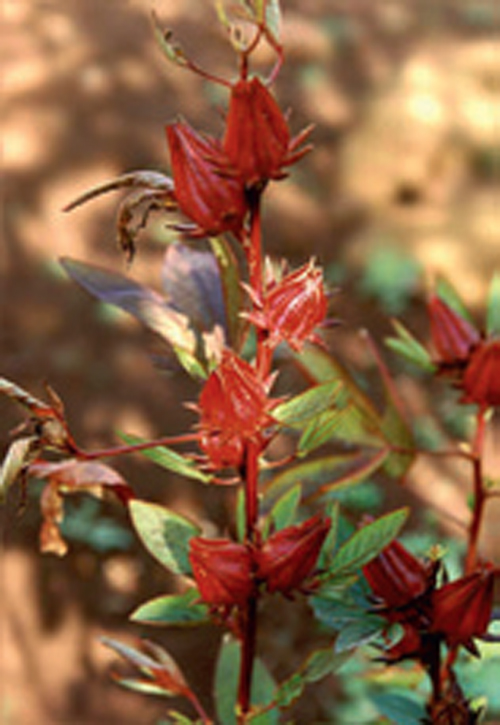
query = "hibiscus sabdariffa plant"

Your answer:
(1, 2), (499, 723)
